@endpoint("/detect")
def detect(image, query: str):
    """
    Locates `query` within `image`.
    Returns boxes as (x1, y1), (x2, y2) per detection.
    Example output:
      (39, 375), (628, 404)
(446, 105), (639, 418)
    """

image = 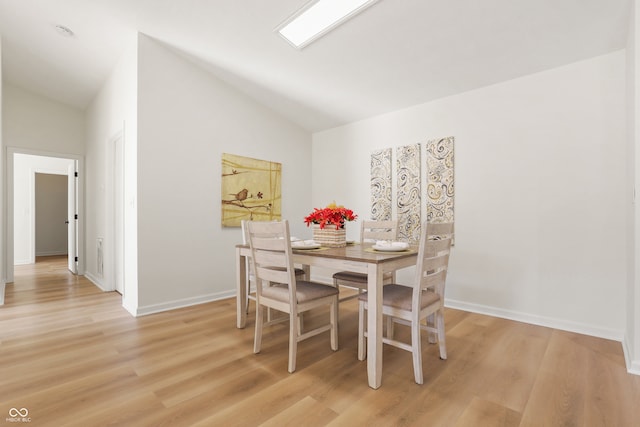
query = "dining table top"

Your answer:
(236, 242), (418, 262)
